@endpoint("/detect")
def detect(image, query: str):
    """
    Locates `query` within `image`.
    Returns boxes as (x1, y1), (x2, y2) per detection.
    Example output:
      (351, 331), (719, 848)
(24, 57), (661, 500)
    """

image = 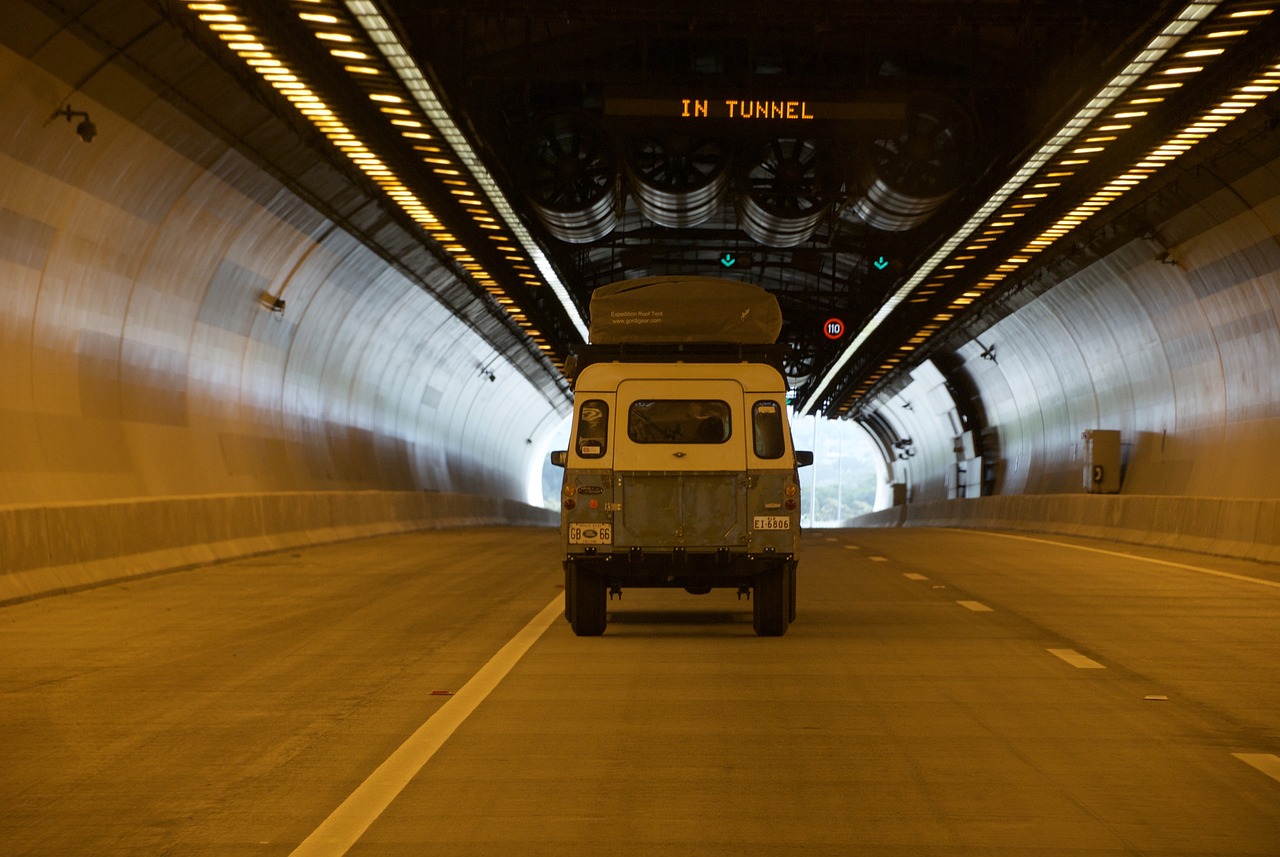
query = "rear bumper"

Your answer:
(564, 547), (794, 587)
